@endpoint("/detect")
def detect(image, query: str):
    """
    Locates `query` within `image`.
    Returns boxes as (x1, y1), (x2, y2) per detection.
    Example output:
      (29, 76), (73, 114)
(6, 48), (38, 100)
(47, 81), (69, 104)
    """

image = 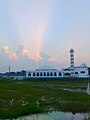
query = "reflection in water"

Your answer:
(13, 111), (90, 120)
